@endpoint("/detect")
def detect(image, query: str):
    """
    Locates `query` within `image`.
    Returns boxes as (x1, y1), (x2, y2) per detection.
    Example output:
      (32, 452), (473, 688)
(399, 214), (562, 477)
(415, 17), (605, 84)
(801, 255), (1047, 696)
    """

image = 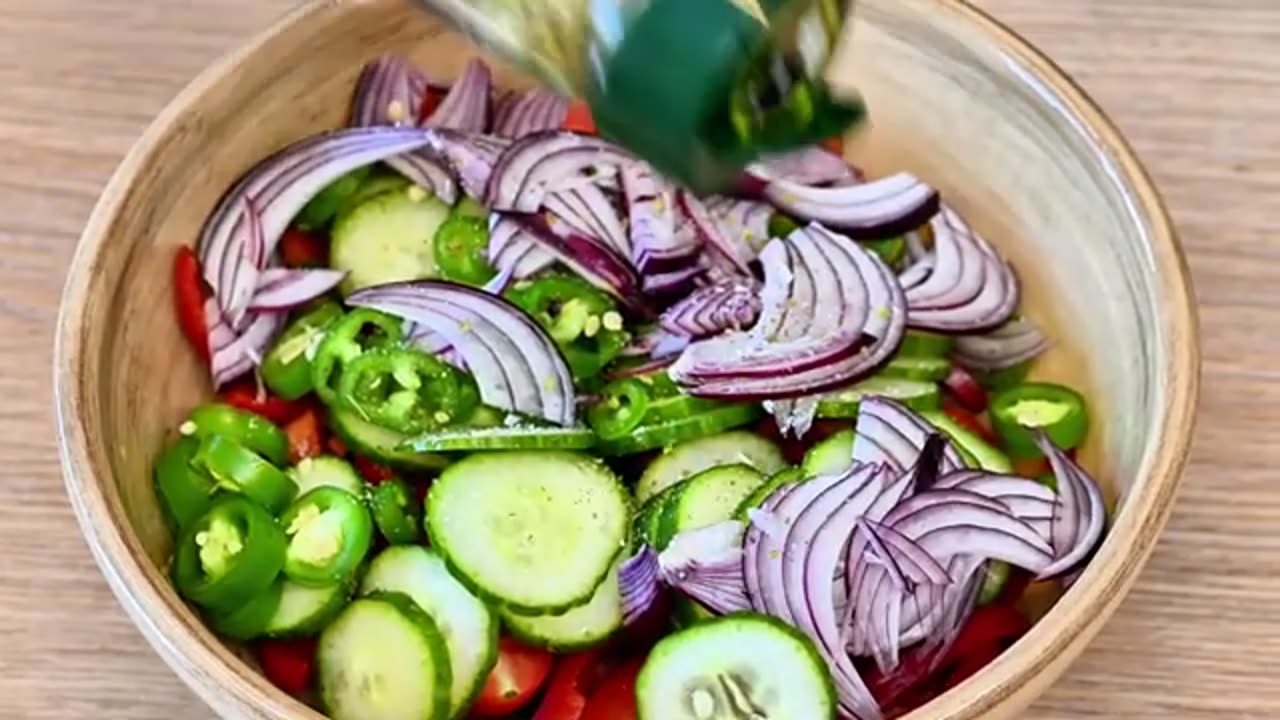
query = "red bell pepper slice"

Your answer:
(173, 246), (211, 364)
(352, 454), (397, 485)
(941, 398), (1000, 446)
(284, 407), (326, 464)
(562, 101), (597, 135)
(532, 651), (602, 720)
(218, 381), (307, 425)
(279, 227), (327, 268)
(417, 87), (446, 124)
(580, 658), (643, 720)
(257, 638), (316, 697)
